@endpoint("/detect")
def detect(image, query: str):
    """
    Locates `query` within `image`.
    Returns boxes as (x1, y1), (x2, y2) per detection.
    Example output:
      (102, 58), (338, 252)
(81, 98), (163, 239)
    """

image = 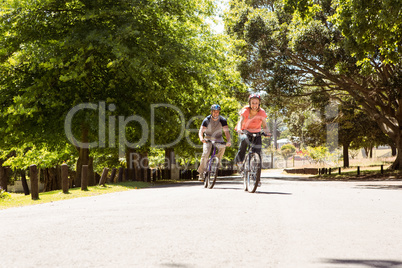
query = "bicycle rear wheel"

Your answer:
(246, 153), (261, 193)
(243, 155), (249, 191)
(207, 157), (219, 189)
